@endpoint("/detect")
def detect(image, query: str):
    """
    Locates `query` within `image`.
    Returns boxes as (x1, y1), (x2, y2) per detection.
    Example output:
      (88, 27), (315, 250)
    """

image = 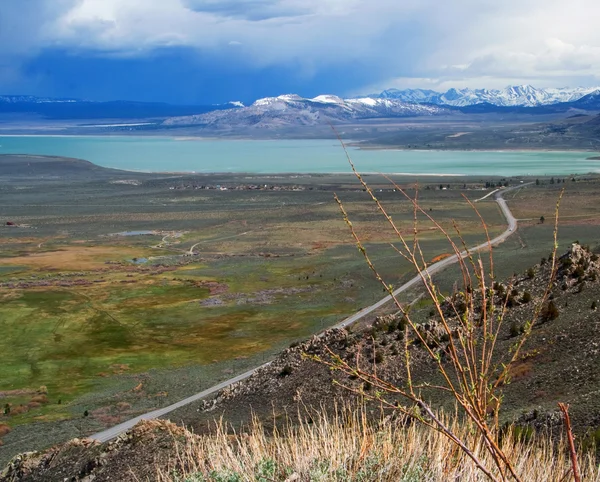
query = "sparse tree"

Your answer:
(540, 215), (545, 224)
